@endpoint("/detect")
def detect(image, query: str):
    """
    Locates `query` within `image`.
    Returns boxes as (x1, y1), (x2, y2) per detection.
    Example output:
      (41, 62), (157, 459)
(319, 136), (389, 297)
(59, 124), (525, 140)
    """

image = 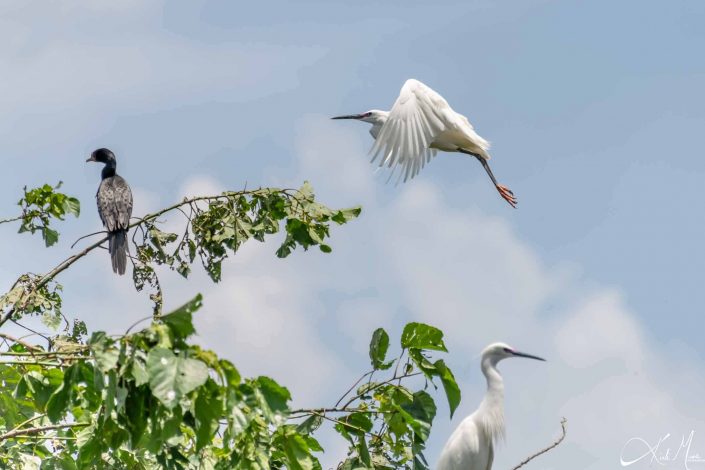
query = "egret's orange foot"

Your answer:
(496, 184), (517, 208)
